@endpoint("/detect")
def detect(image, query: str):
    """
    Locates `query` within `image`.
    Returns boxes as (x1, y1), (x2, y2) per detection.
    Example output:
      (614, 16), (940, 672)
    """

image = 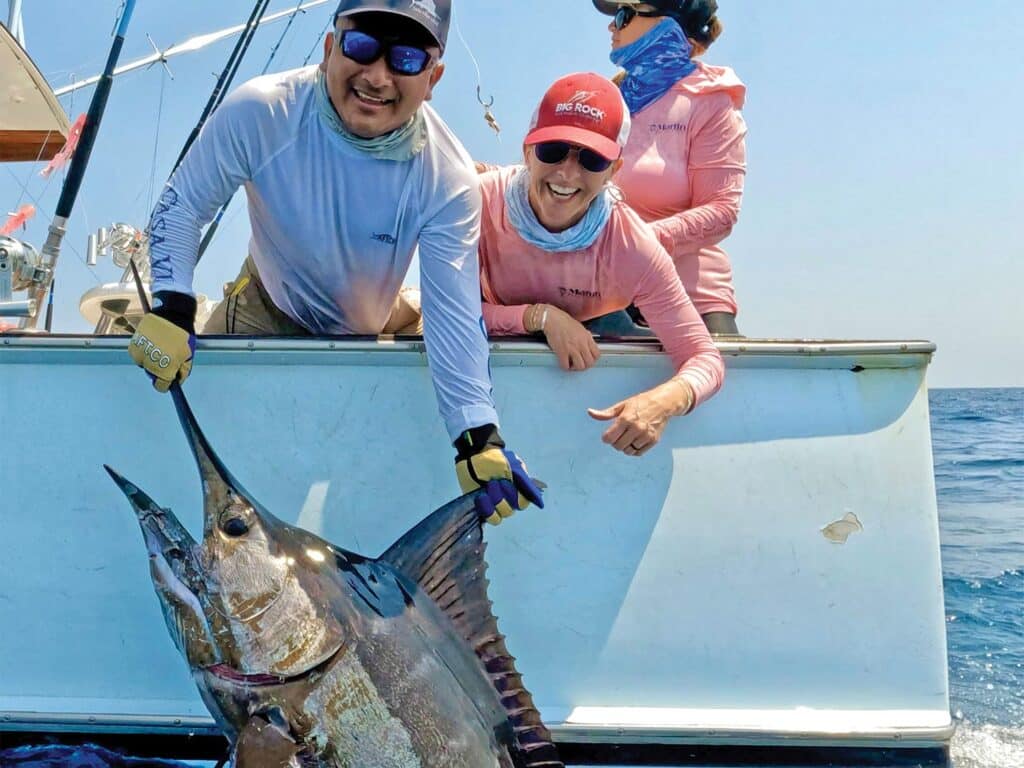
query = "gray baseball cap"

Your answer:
(334, 0), (452, 53)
